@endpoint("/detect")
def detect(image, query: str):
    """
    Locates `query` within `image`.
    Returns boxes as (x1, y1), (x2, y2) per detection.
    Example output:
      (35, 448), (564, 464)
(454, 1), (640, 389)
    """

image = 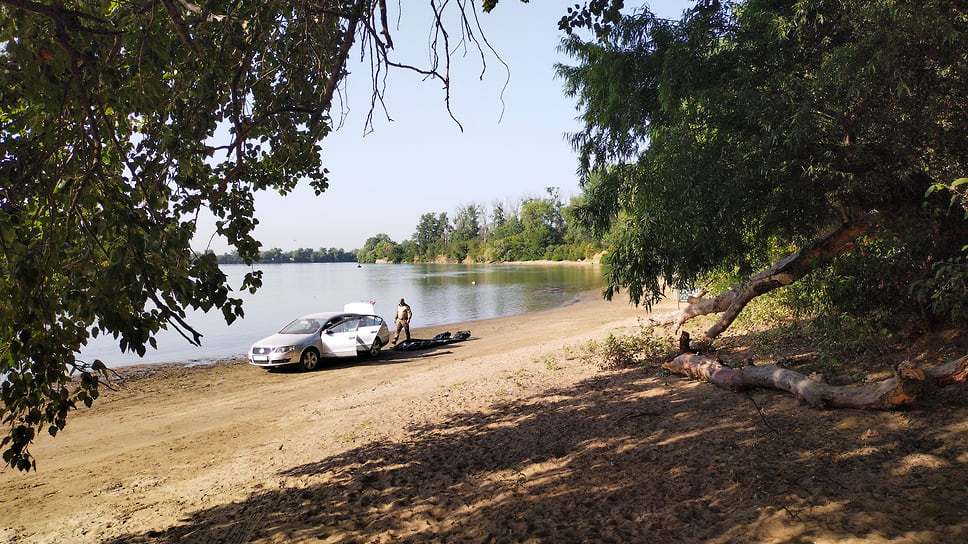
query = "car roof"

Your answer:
(297, 312), (380, 321)
(298, 312), (341, 320)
